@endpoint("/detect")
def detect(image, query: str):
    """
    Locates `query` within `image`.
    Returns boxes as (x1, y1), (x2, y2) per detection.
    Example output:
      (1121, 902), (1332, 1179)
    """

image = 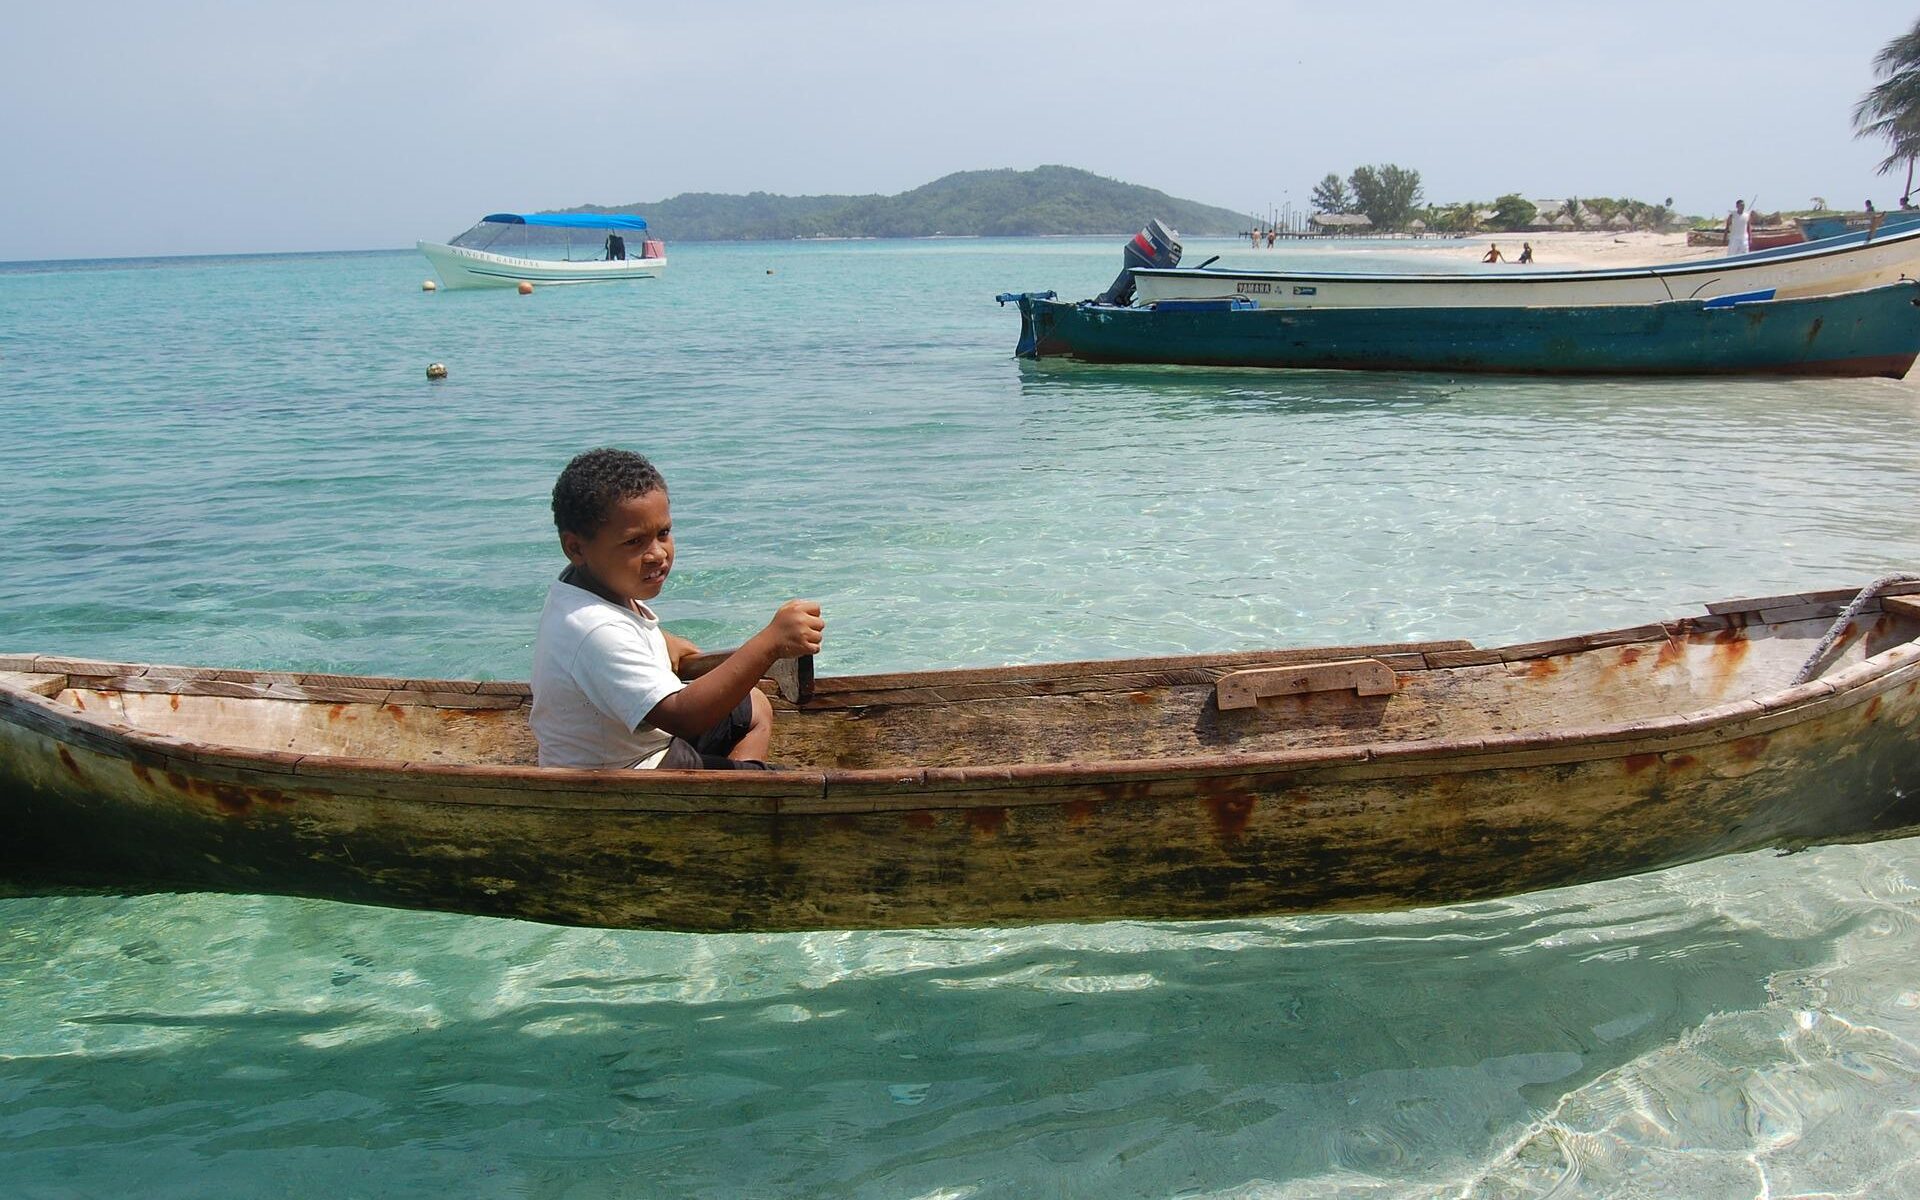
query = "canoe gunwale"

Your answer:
(5, 594), (1919, 814)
